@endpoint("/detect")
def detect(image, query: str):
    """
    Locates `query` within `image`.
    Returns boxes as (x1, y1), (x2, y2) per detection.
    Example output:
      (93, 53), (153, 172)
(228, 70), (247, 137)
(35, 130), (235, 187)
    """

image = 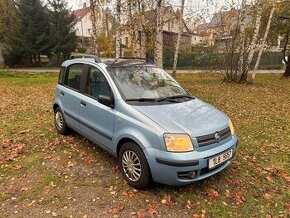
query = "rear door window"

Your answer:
(64, 64), (84, 91)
